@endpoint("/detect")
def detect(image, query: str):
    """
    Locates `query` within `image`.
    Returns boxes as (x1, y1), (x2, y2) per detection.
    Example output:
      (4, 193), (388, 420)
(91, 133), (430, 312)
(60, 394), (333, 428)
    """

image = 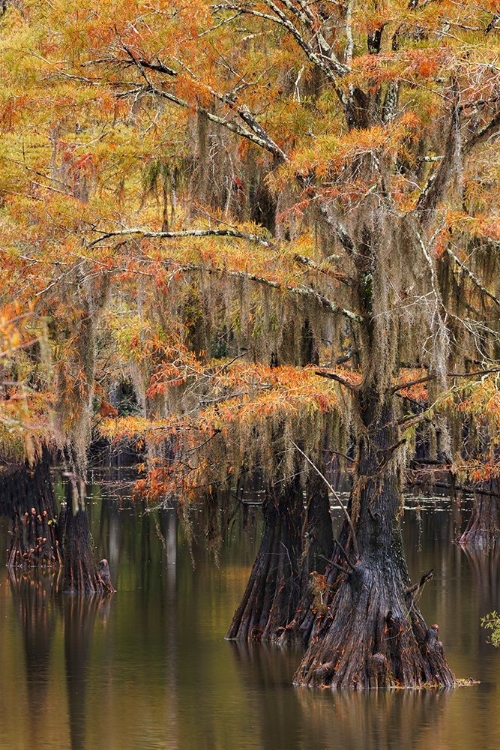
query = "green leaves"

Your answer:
(481, 611), (500, 647)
